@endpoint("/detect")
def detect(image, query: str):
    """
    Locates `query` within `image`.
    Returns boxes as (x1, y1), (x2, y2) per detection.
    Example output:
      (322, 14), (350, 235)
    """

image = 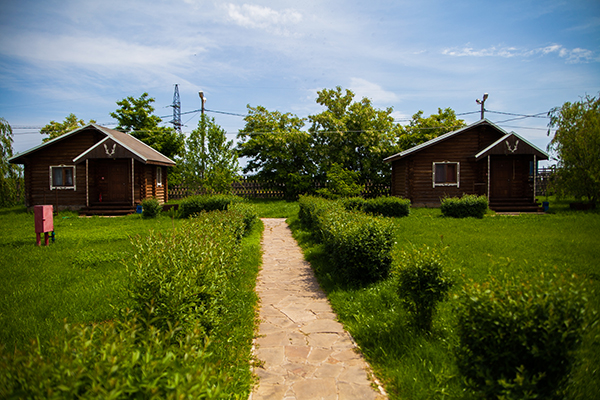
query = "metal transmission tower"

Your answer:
(170, 84), (182, 133)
